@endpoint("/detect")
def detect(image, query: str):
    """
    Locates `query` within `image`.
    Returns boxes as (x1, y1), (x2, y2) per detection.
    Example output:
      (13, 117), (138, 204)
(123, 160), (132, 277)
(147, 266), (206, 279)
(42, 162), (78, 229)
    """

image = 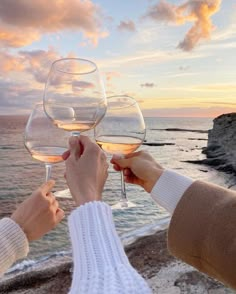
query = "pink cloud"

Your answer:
(0, 51), (25, 72)
(144, 0), (222, 51)
(19, 49), (62, 83)
(0, 0), (108, 47)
